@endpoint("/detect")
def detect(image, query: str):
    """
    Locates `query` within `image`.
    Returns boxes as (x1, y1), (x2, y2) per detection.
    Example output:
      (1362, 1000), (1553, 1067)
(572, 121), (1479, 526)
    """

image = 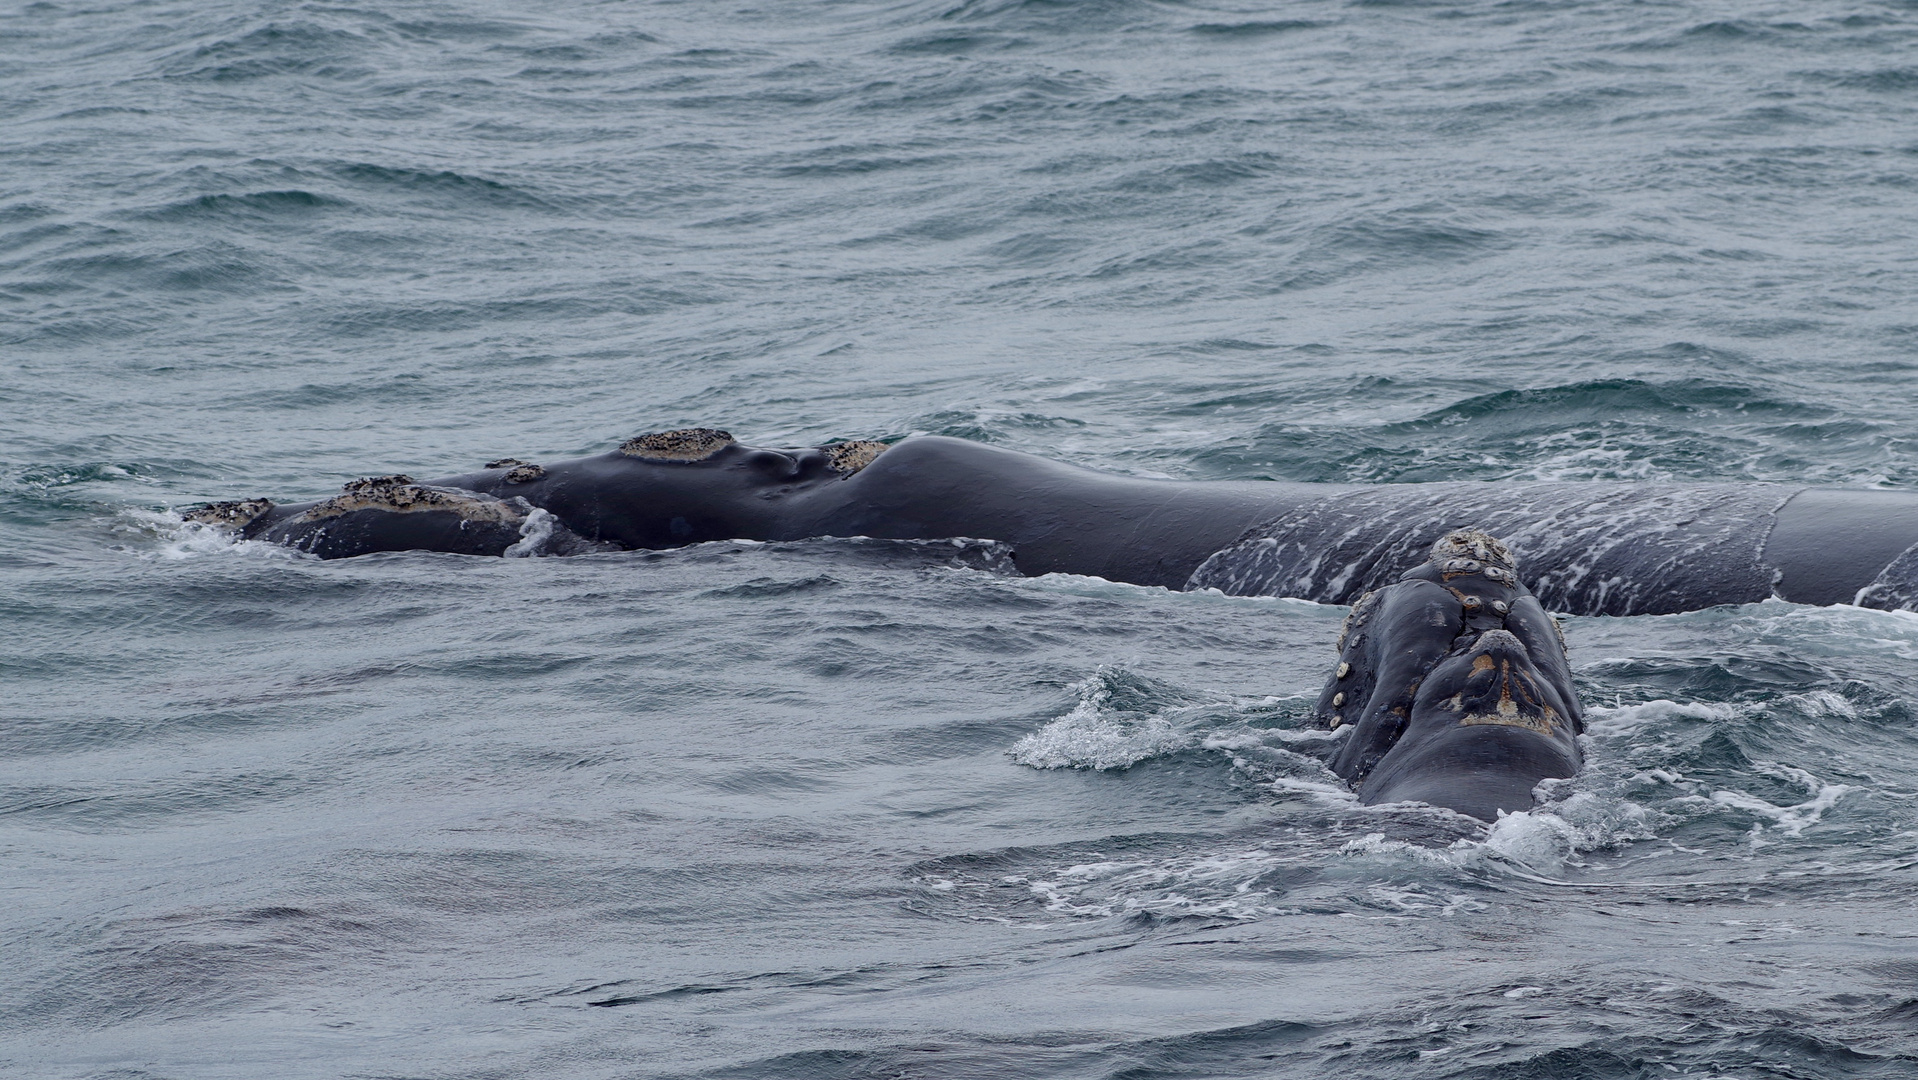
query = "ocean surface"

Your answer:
(6, 0), (1918, 1077)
